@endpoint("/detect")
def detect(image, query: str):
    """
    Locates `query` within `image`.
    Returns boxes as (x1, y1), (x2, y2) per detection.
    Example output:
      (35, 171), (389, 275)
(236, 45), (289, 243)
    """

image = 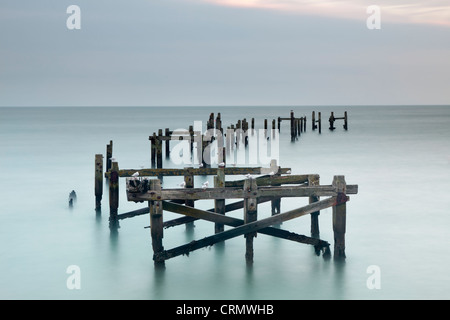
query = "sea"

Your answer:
(0, 105), (449, 300)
